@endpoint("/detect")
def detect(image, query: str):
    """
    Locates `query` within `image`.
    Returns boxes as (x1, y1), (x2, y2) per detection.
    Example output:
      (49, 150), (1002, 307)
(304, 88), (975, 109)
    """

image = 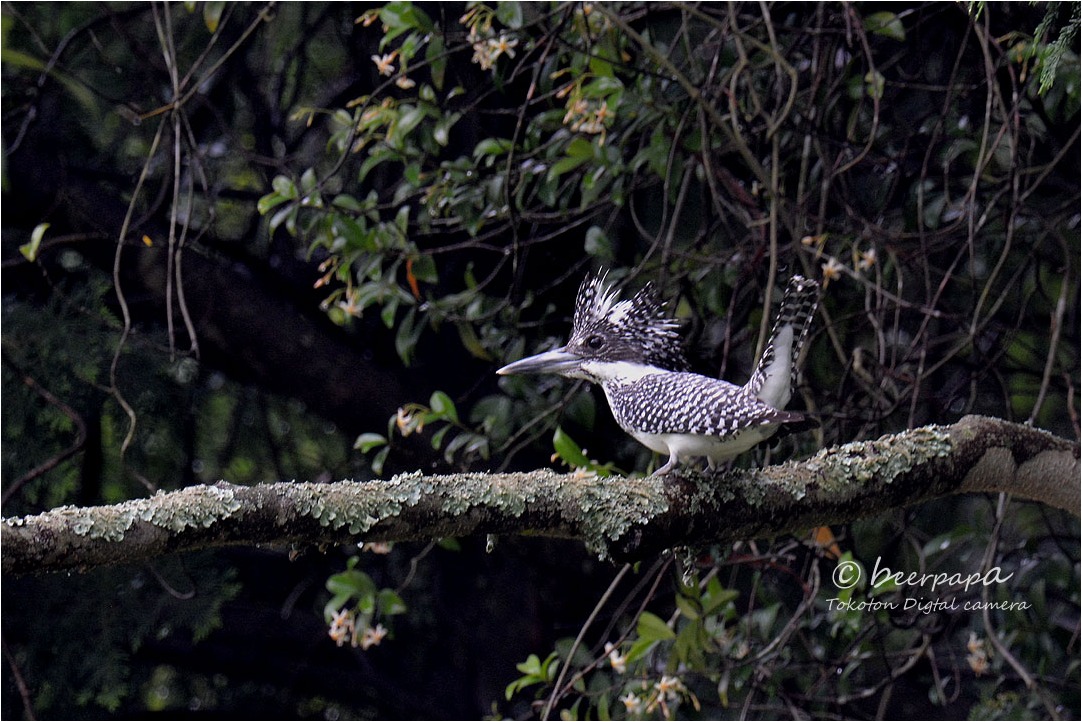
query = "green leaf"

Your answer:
(624, 636), (658, 664)
(636, 611), (676, 642)
(380, 3), (432, 47)
(436, 537), (461, 552)
(377, 589), (408, 616)
(464, 433), (489, 459)
(399, 31), (423, 62)
(442, 432), (470, 462)
(516, 653), (543, 676)
(395, 307), (424, 365)
(864, 70), (885, 100)
(589, 53), (615, 79)
(455, 322), (493, 361)
(0, 48), (97, 113)
(203, 1), (226, 32)
(380, 297), (399, 328)
(474, 137), (514, 157)
(581, 76), (623, 98)
(326, 569), (376, 599)
(358, 149), (392, 184)
(426, 33), (446, 90)
(271, 175), (297, 198)
(496, 1), (523, 28)
(332, 194), (365, 212)
(254, 190), (287, 216)
(394, 205), (410, 235)
(299, 168), (318, 194)
(382, 1), (433, 32)
(354, 432), (388, 453)
(864, 11), (905, 41)
(371, 446), (390, 475)
(565, 136), (595, 159)
(552, 427), (591, 468)
(430, 425), (450, 449)
(268, 205), (296, 235)
(396, 105), (427, 139)
(433, 111), (460, 147)
(597, 689), (610, 720)
(409, 253), (438, 283)
(325, 594), (351, 619)
(429, 390), (458, 422)
(583, 226), (613, 261)
(19, 223), (49, 262)
(546, 153), (590, 182)
(675, 593), (701, 621)
(335, 215), (377, 252)
(702, 579), (739, 616)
